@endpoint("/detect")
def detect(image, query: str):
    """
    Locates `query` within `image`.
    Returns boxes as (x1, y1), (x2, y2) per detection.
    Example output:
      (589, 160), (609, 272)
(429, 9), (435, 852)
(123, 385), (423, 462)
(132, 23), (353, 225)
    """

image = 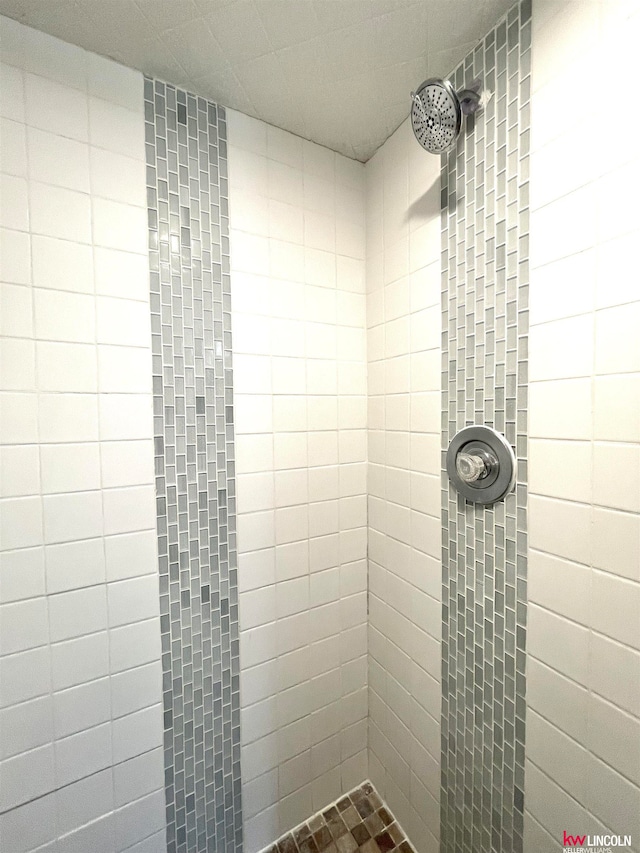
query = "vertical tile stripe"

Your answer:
(144, 77), (243, 853)
(440, 3), (530, 851)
